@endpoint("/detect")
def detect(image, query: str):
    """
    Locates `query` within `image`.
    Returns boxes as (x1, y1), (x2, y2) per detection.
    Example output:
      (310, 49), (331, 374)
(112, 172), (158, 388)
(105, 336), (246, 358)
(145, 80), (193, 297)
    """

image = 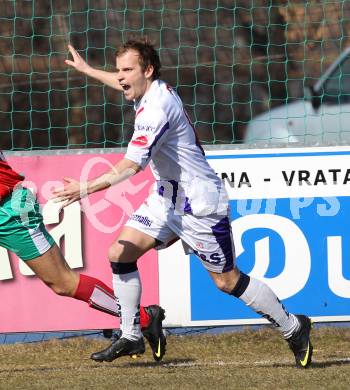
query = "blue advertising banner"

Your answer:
(190, 196), (350, 321)
(159, 146), (350, 326)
